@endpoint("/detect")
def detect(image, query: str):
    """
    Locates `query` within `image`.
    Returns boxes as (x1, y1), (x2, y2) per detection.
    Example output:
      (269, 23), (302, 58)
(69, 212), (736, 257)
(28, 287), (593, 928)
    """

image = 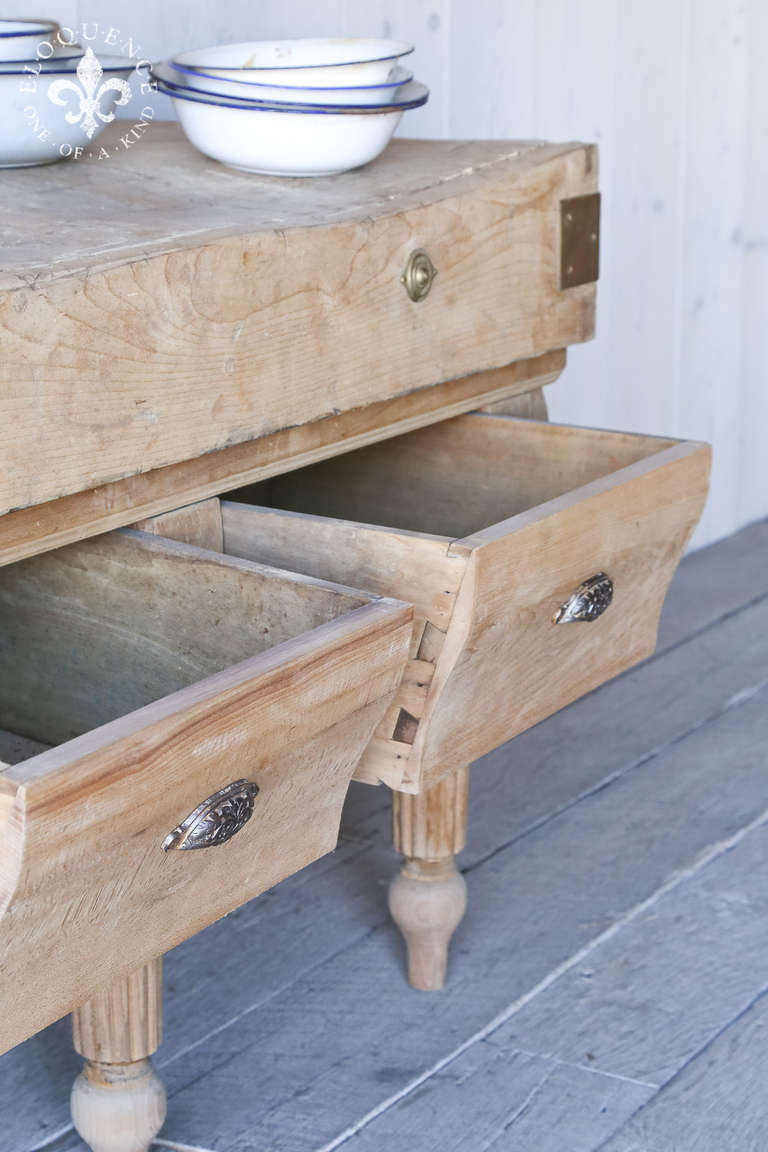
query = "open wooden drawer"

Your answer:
(209, 414), (710, 793)
(0, 529), (411, 1053)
